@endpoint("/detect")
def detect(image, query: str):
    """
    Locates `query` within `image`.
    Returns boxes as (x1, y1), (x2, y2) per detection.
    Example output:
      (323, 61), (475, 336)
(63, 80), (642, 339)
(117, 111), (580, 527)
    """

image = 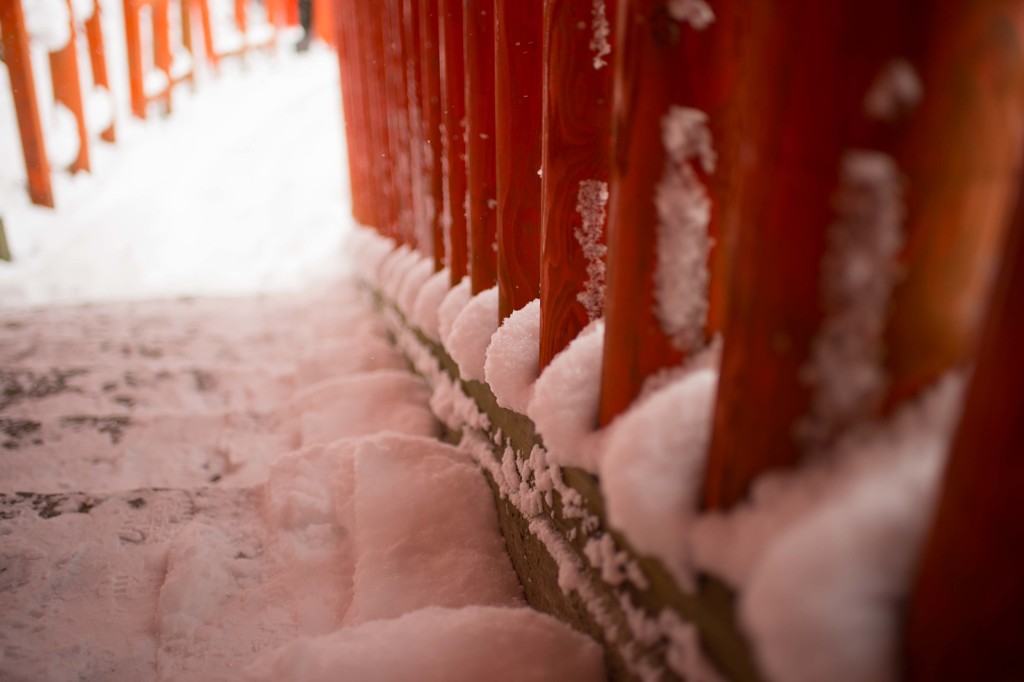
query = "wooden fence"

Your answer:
(335, 0), (1024, 677)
